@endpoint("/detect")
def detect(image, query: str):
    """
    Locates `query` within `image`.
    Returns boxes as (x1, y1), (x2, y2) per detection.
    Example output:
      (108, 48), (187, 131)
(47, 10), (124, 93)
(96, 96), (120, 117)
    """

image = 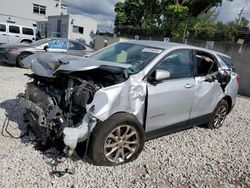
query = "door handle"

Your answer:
(2, 34), (7, 36)
(15, 35), (20, 37)
(185, 83), (194, 89)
